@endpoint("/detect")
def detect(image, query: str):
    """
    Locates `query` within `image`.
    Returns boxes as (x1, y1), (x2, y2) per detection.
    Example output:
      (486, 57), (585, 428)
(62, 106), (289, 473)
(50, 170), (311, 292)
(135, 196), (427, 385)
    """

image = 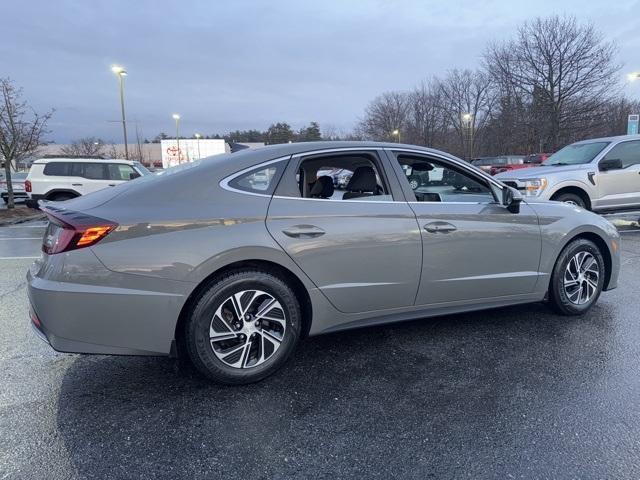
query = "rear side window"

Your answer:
(43, 162), (71, 176)
(83, 163), (107, 180)
(227, 161), (286, 195)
